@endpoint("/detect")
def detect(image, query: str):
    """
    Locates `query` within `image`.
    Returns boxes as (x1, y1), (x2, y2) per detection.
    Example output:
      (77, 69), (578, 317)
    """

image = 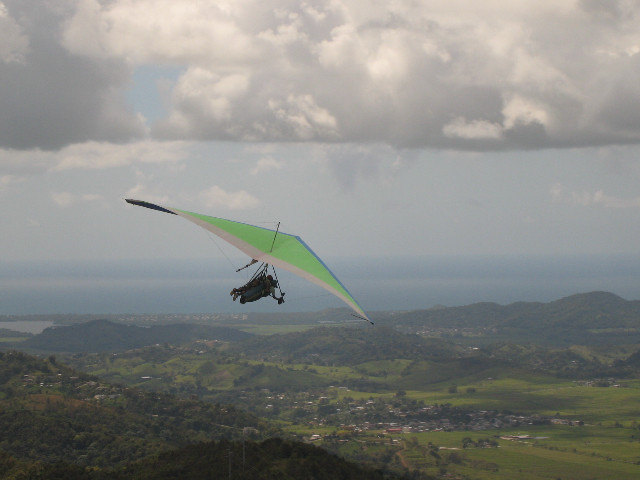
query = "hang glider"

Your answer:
(125, 199), (372, 324)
